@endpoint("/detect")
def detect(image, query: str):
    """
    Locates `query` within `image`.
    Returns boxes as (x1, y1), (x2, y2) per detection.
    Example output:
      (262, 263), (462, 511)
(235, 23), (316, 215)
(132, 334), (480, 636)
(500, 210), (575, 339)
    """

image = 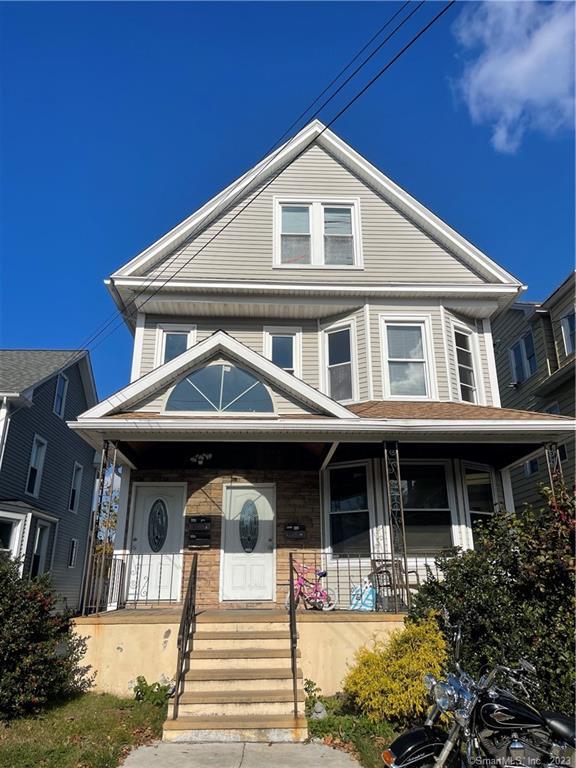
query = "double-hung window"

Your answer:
(276, 200), (360, 267)
(156, 325), (196, 366)
(26, 435), (47, 497)
(463, 465), (495, 546)
(454, 329), (477, 403)
(510, 332), (537, 383)
(325, 326), (354, 402)
(67, 538), (78, 568)
(561, 312), (575, 356)
(30, 522), (50, 578)
(264, 327), (301, 377)
(68, 462), (83, 513)
(328, 465), (371, 556)
(382, 319), (432, 398)
(401, 465), (453, 555)
(53, 373), (68, 418)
